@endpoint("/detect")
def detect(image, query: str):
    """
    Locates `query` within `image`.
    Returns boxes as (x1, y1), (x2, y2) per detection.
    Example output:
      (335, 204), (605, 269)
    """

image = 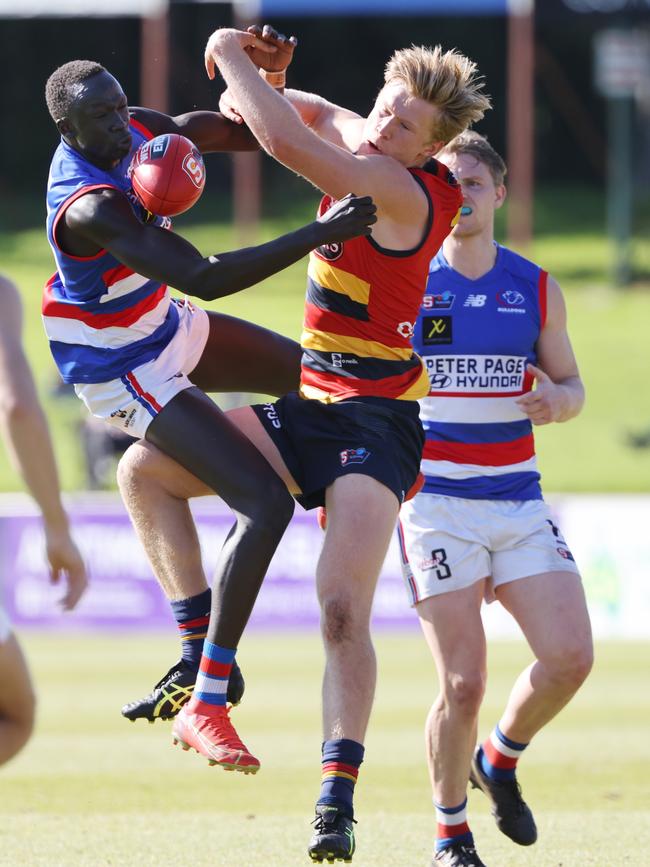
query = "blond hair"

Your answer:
(438, 130), (507, 186)
(384, 45), (491, 143)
